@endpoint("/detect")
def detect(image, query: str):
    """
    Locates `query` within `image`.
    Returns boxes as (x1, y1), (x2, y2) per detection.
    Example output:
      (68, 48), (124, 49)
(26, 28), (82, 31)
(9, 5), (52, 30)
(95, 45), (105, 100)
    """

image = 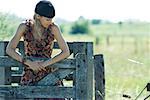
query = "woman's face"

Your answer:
(39, 16), (53, 28)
